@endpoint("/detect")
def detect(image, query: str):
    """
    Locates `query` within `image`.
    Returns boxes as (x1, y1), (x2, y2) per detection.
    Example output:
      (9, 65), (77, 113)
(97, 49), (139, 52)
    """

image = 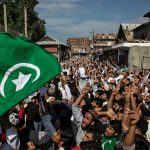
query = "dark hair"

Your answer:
(86, 128), (101, 142)
(135, 135), (149, 150)
(119, 86), (125, 93)
(60, 127), (74, 149)
(80, 141), (102, 150)
(60, 128), (73, 142)
(110, 120), (122, 134)
(141, 104), (150, 117)
(87, 109), (98, 122)
(63, 71), (67, 76)
(93, 98), (103, 108)
(84, 98), (93, 106)
(31, 96), (38, 100)
(137, 118), (148, 135)
(25, 102), (41, 122)
(101, 105), (108, 111)
(114, 99), (125, 108)
(96, 90), (105, 96)
(35, 140), (53, 150)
